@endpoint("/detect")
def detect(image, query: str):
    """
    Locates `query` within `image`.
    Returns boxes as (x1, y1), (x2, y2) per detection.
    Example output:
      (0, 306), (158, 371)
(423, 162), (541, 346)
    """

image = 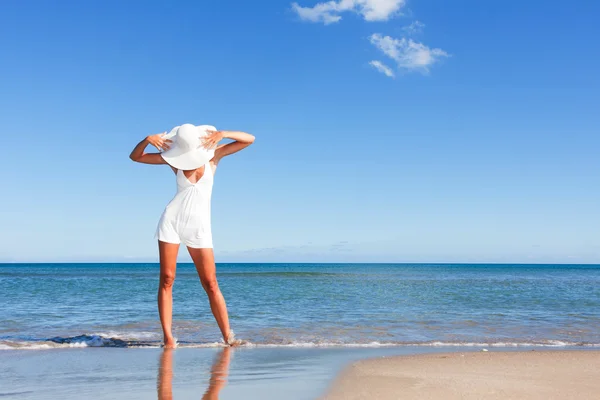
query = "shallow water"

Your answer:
(0, 347), (405, 399)
(3, 346), (580, 400)
(1, 263), (600, 349)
